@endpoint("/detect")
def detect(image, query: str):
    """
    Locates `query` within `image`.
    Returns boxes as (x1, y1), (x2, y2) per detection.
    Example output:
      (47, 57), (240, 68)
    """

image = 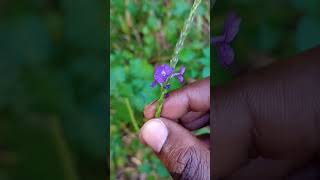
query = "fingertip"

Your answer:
(152, 118), (210, 178)
(139, 118), (168, 153)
